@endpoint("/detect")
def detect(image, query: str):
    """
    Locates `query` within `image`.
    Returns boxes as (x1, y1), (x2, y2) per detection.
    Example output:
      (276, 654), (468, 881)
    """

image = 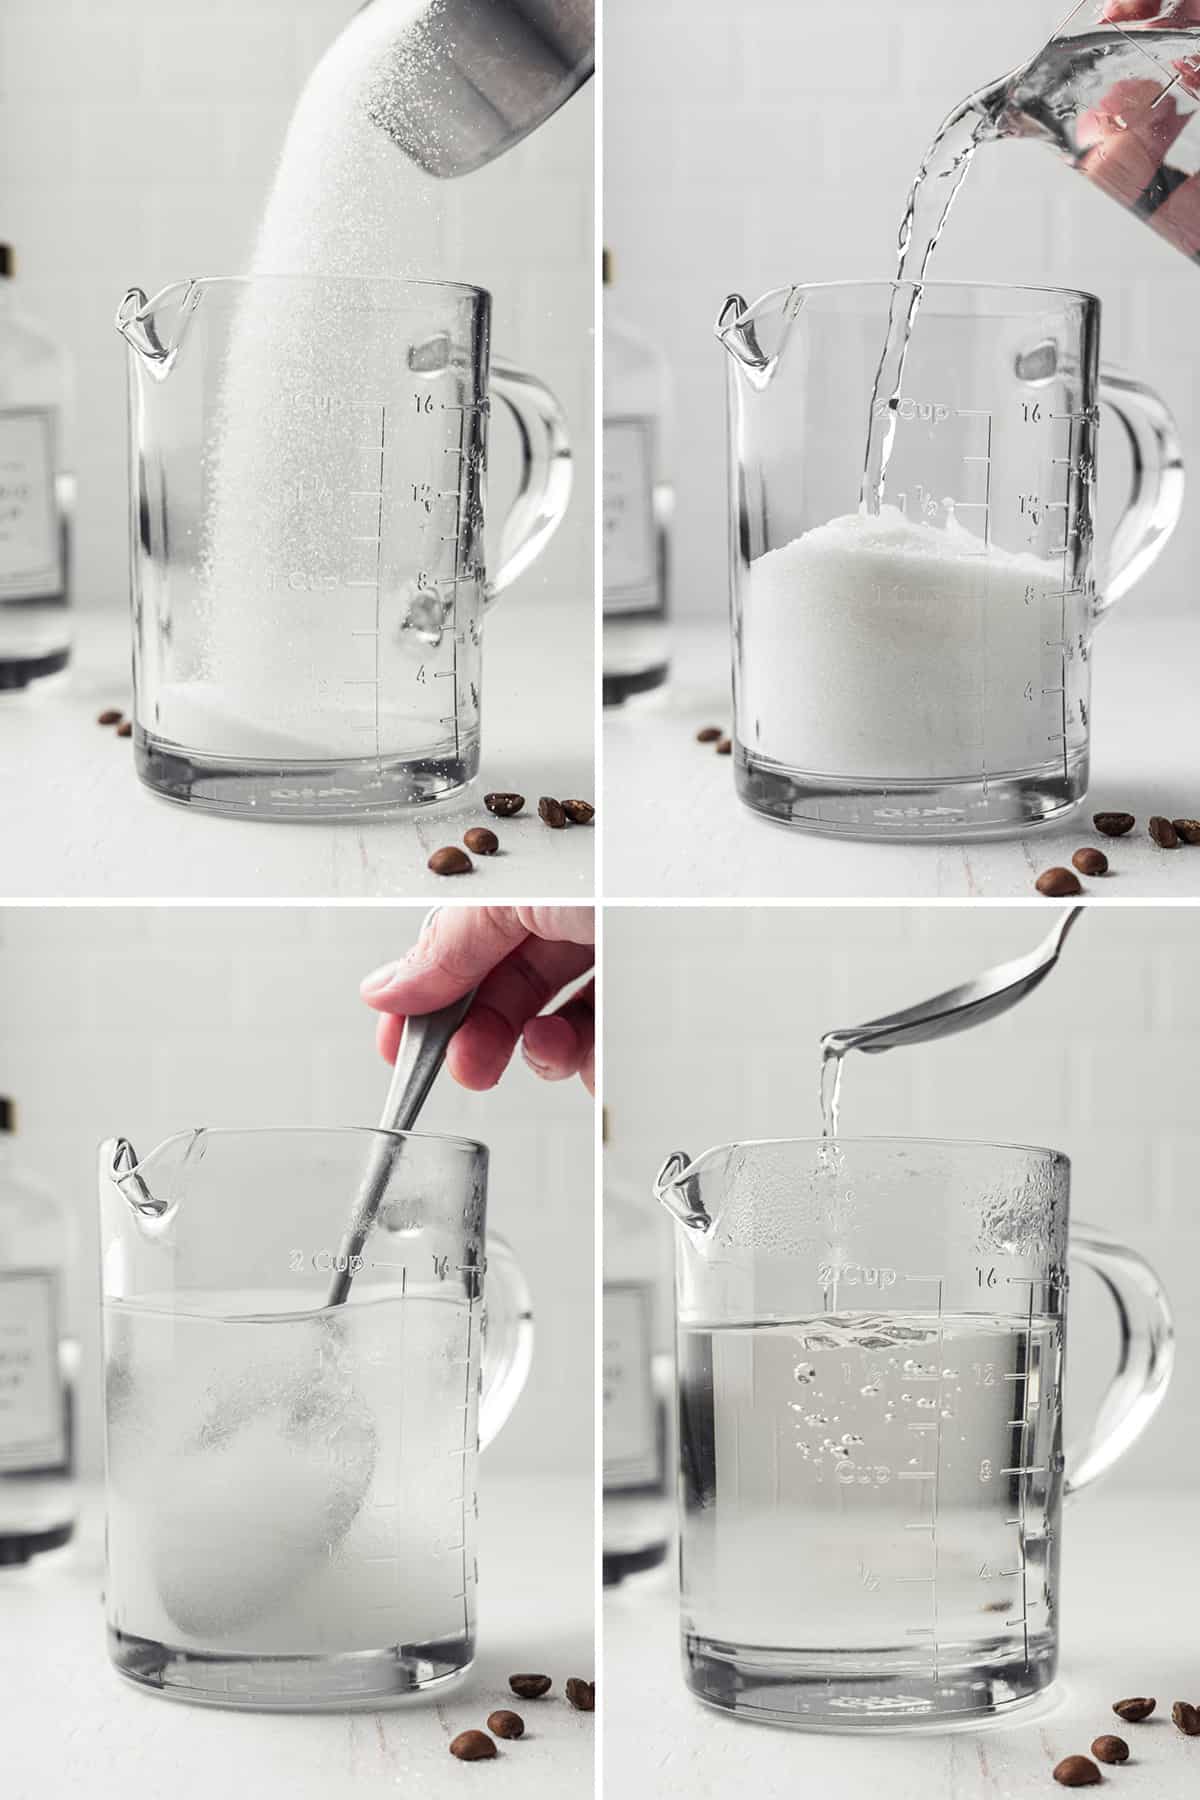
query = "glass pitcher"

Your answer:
(979, 1), (1200, 264)
(115, 274), (571, 819)
(653, 1137), (1173, 1731)
(99, 1126), (532, 1709)
(717, 281), (1182, 838)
